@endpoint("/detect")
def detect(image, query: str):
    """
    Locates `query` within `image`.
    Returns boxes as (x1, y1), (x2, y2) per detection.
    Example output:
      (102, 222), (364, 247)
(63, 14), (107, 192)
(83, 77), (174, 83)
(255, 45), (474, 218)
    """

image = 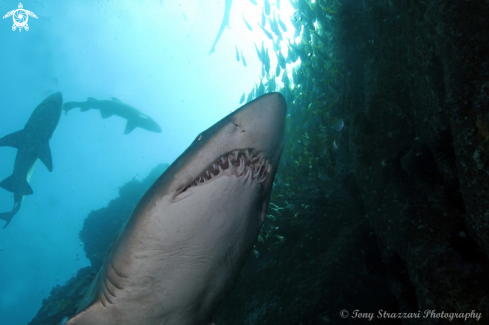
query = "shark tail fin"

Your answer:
(0, 176), (33, 196)
(0, 129), (24, 149)
(124, 120), (138, 135)
(0, 211), (15, 228)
